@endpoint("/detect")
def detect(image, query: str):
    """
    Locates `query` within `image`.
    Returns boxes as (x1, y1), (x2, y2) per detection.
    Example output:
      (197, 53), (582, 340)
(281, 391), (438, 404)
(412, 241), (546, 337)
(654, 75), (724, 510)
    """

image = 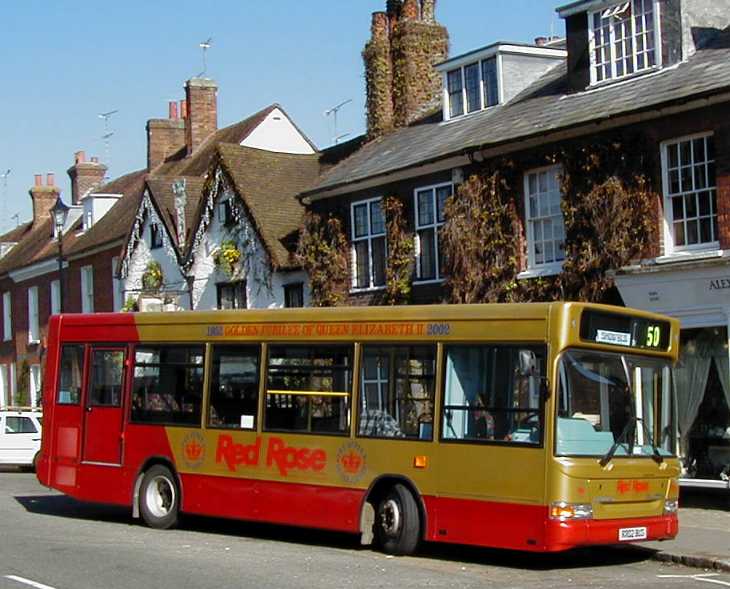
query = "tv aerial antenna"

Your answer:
(199, 37), (213, 77)
(324, 99), (352, 145)
(0, 169), (10, 233)
(98, 109), (118, 178)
